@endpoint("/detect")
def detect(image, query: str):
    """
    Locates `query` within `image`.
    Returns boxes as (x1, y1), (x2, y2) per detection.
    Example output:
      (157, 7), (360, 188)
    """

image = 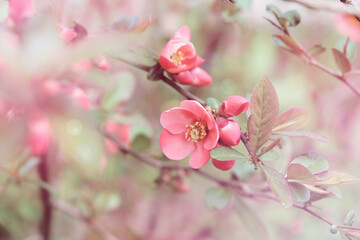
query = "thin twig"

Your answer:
(282, 0), (360, 18)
